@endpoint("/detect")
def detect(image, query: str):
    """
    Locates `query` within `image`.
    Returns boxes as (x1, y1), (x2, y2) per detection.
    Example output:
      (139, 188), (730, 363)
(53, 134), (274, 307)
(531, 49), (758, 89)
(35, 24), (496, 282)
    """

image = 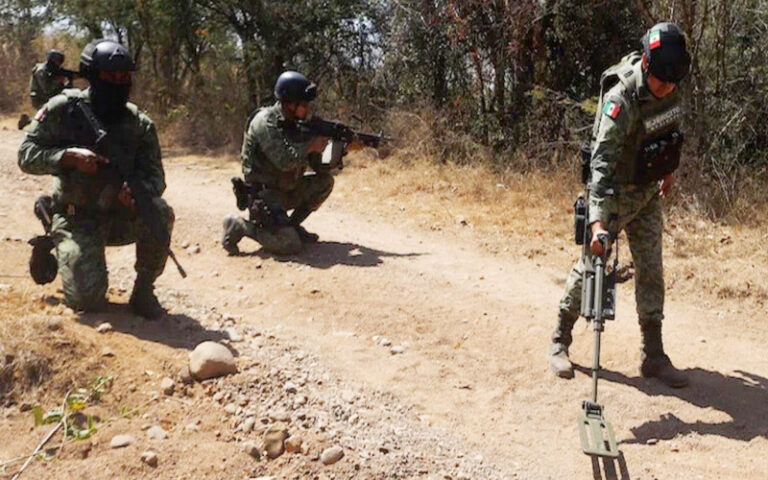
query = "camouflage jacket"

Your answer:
(589, 55), (683, 226)
(29, 63), (66, 110)
(241, 102), (316, 191)
(18, 88), (165, 215)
